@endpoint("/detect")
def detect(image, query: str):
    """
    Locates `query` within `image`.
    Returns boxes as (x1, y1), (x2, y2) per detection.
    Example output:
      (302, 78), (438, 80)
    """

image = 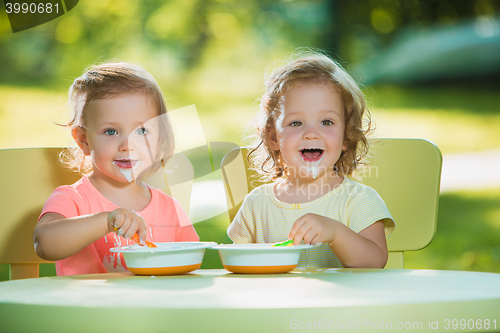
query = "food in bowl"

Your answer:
(110, 242), (216, 275)
(212, 243), (313, 274)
